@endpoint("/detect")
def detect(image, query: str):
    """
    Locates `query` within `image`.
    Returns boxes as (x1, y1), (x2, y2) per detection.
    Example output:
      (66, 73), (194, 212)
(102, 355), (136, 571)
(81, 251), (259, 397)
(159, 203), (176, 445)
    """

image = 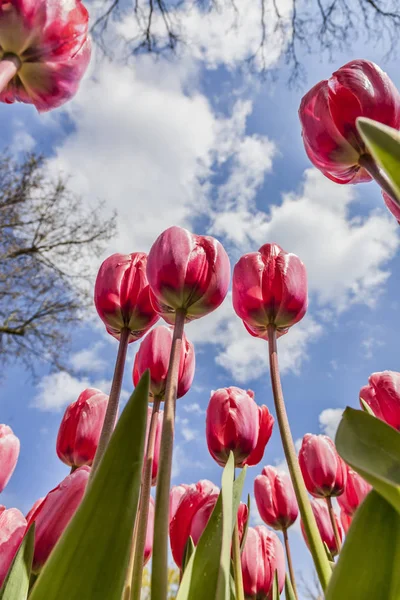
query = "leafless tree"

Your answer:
(0, 153), (116, 373)
(299, 571), (324, 599)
